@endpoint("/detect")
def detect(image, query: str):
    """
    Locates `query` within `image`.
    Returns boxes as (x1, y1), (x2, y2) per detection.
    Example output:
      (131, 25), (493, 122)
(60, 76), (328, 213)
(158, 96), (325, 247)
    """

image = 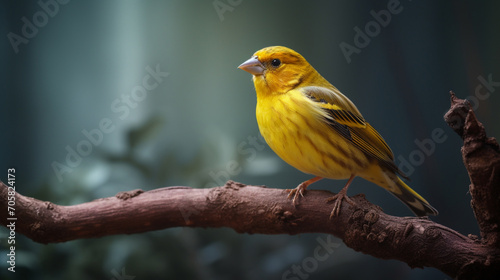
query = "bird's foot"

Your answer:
(326, 188), (356, 218)
(285, 182), (308, 206)
(285, 177), (322, 206)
